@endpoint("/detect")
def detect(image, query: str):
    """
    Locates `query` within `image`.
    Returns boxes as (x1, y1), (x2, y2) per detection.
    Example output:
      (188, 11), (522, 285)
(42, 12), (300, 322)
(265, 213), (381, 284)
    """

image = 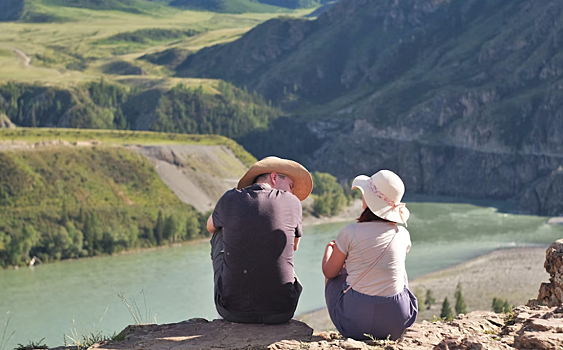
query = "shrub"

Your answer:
(455, 283), (467, 315)
(440, 297), (453, 321)
(425, 289), (436, 310)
